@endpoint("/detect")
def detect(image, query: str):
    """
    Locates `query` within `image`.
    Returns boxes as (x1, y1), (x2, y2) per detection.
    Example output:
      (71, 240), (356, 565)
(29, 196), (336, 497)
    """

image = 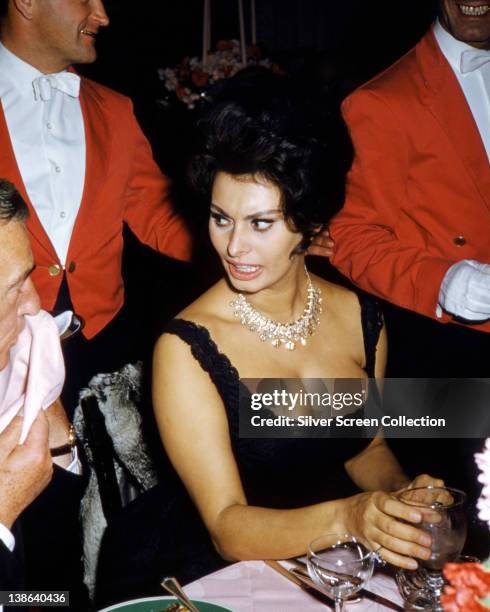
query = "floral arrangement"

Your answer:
(158, 39), (282, 110)
(476, 440), (490, 530)
(441, 439), (490, 611)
